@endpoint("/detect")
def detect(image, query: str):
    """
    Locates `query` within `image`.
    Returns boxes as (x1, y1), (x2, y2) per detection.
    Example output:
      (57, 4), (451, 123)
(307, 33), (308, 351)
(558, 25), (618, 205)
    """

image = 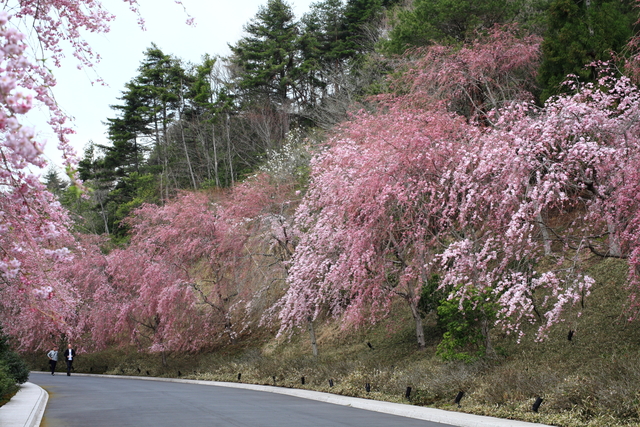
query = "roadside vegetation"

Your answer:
(0, 328), (29, 407)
